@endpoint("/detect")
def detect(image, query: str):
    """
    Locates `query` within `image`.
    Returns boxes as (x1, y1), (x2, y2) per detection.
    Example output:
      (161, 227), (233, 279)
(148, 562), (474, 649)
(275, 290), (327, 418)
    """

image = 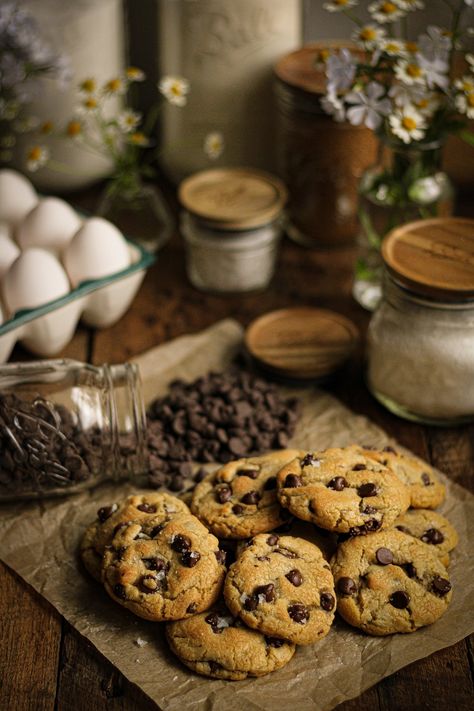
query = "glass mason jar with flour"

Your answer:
(367, 218), (474, 426)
